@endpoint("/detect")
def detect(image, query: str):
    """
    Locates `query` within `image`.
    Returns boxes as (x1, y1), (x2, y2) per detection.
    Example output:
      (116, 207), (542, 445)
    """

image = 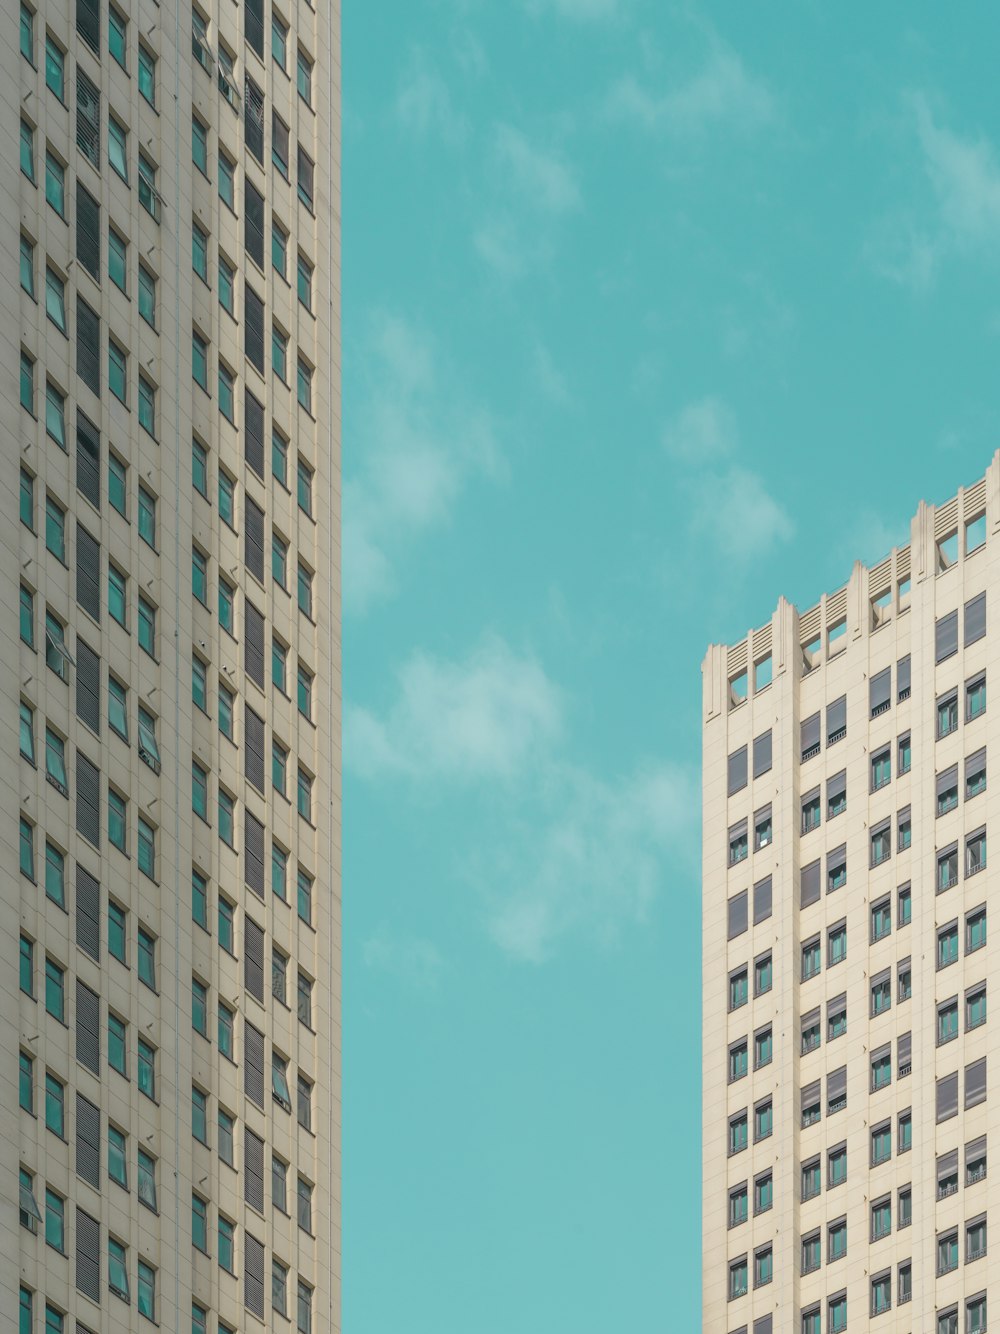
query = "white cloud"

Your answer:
(607, 47), (774, 136)
(395, 56), (468, 145)
(483, 762), (696, 963)
(662, 396), (737, 463)
(364, 934), (445, 990)
(690, 466), (794, 561)
(493, 125), (581, 214)
(525, 0), (621, 19)
(346, 636), (563, 782)
(344, 314), (503, 614)
(914, 97), (1000, 249)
